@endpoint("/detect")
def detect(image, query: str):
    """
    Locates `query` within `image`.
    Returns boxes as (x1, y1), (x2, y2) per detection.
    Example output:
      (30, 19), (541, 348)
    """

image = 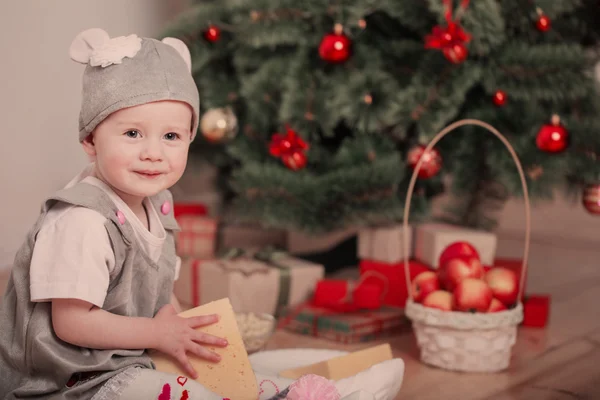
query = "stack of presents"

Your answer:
(172, 202), (550, 346)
